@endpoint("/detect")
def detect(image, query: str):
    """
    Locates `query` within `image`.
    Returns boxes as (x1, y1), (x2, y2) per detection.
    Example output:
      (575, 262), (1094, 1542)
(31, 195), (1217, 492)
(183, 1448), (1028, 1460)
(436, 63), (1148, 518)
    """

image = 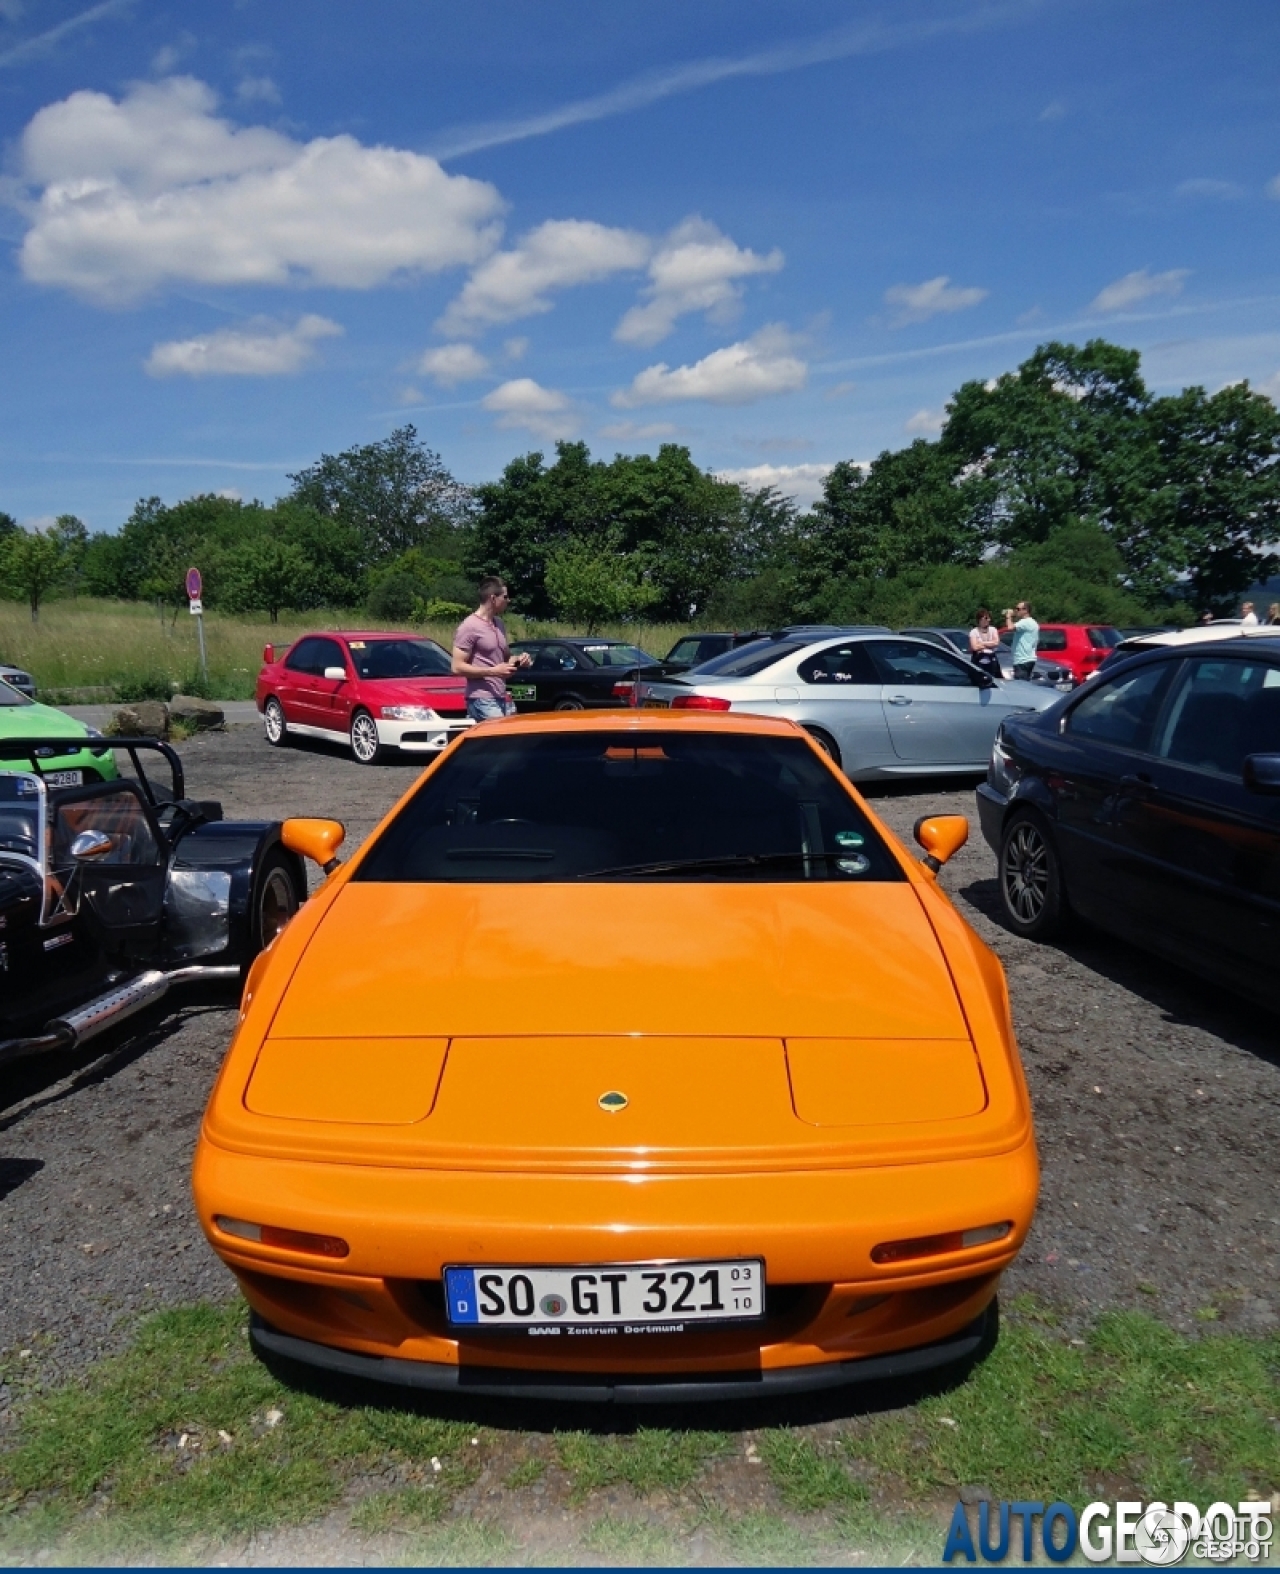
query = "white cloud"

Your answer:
(614, 216), (783, 346)
(1176, 177), (1243, 201)
(715, 463), (835, 507)
(612, 325), (807, 408)
(215, 487), (242, 500)
(884, 275), (988, 325)
(1038, 100), (1065, 122)
(417, 342), (490, 386)
(0, 0), (131, 70)
(905, 407), (946, 435)
(396, 385), (425, 404)
(236, 74), (280, 105)
(145, 313), (341, 377)
(437, 218), (649, 335)
(481, 377), (575, 440)
(17, 76), (503, 302)
(1088, 267), (1190, 314)
(598, 419), (678, 441)
(824, 380), (856, 400)
(1256, 371), (1280, 402)
(503, 336), (529, 360)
